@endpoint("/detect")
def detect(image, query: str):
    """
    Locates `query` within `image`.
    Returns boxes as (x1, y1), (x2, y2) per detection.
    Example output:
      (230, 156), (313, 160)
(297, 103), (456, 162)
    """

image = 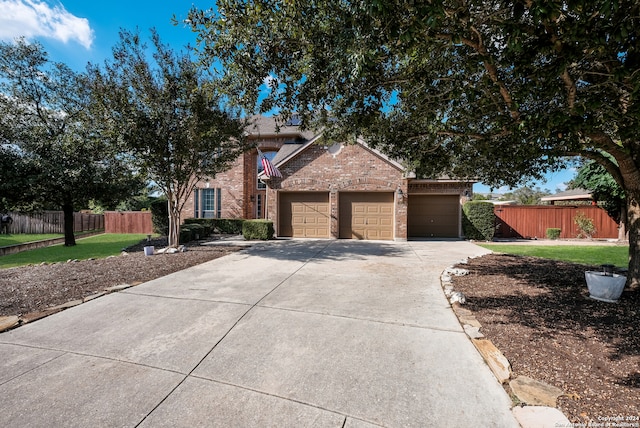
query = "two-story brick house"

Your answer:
(183, 116), (472, 240)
